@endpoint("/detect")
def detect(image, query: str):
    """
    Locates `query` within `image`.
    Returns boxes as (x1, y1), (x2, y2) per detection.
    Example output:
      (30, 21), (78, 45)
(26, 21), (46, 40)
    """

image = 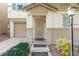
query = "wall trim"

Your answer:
(47, 28), (79, 30)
